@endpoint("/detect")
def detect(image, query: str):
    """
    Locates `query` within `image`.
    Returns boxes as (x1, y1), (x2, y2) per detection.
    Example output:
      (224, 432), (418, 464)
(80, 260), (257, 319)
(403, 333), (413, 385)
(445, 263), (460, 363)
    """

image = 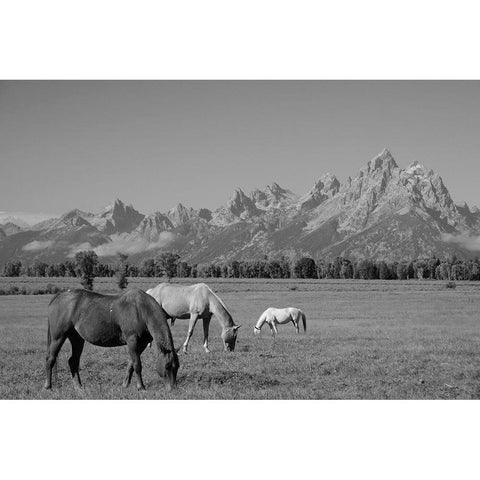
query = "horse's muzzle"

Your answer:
(166, 371), (177, 391)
